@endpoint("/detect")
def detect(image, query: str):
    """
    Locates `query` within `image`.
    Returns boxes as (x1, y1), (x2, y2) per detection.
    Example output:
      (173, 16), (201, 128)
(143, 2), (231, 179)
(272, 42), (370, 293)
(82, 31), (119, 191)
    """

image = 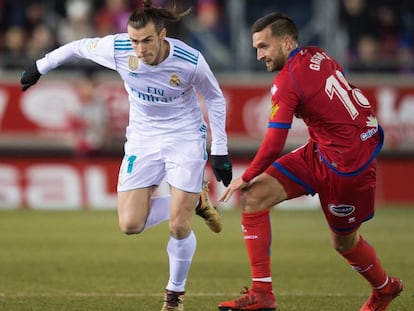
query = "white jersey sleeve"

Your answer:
(192, 53), (228, 155)
(36, 35), (117, 74)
